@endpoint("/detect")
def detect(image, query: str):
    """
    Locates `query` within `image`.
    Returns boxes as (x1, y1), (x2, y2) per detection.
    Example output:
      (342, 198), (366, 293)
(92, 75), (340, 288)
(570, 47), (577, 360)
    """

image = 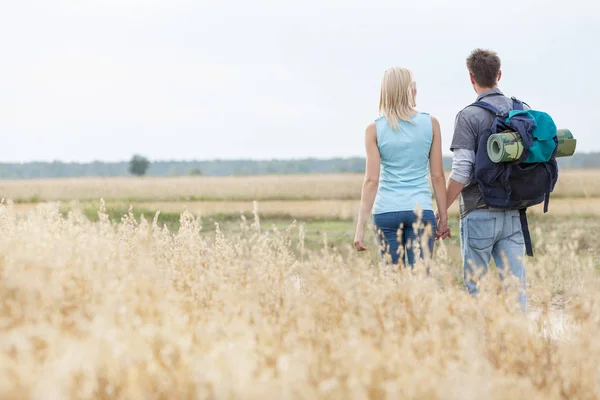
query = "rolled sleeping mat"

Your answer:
(487, 131), (524, 163)
(487, 128), (576, 163)
(556, 129), (577, 157)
